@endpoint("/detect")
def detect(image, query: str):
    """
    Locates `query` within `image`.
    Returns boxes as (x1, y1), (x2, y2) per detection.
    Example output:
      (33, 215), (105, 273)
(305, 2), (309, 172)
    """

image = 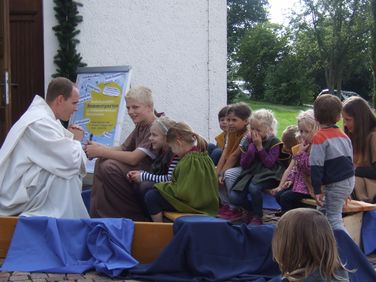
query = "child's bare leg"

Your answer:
(151, 212), (163, 222)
